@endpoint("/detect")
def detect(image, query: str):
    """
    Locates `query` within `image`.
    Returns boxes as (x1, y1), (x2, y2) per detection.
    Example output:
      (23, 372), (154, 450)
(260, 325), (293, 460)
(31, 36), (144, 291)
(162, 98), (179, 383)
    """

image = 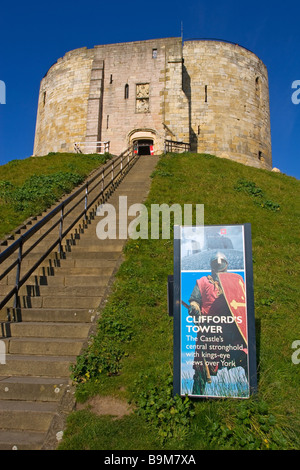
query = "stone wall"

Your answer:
(33, 37), (272, 170)
(183, 40), (272, 169)
(33, 48), (94, 155)
(94, 37), (188, 155)
(163, 41), (190, 144)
